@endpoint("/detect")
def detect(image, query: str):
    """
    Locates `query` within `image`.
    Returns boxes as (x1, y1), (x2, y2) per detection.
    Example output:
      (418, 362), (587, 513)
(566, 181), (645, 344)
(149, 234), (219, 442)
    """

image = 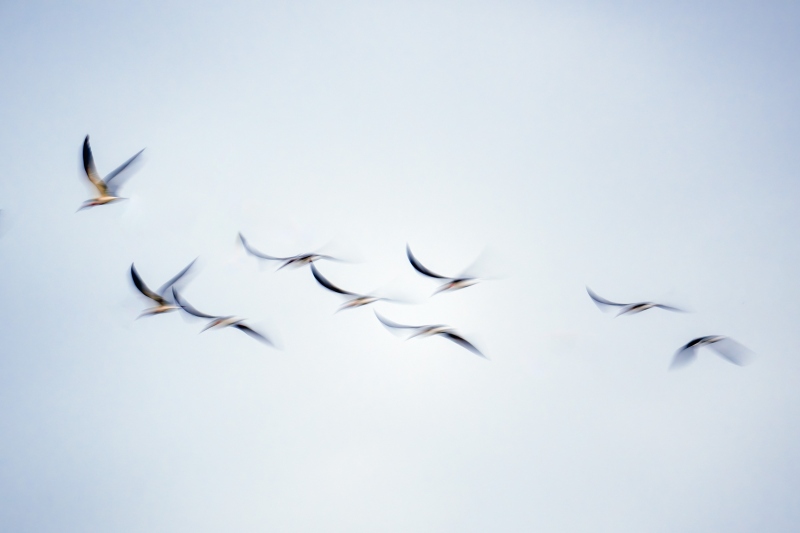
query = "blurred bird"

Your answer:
(310, 263), (392, 311)
(406, 244), (480, 294)
(586, 287), (683, 316)
(239, 232), (339, 269)
(172, 288), (274, 346)
(670, 336), (754, 369)
(130, 259), (196, 318)
(375, 311), (485, 358)
(78, 135), (144, 211)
